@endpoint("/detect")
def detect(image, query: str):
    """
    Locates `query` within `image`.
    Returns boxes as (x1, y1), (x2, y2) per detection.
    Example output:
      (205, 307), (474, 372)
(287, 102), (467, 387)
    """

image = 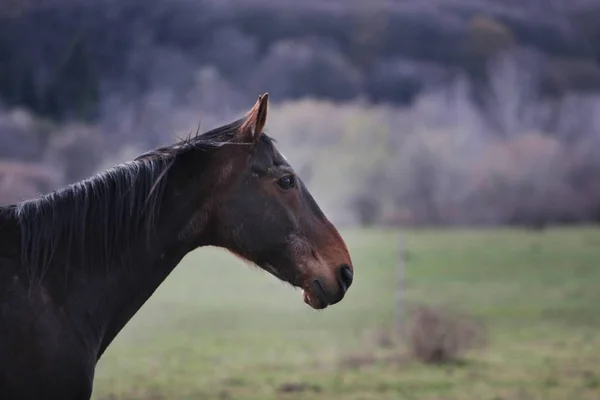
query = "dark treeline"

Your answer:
(1, 0), (600, 122)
